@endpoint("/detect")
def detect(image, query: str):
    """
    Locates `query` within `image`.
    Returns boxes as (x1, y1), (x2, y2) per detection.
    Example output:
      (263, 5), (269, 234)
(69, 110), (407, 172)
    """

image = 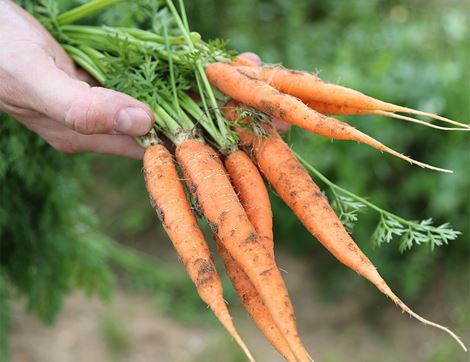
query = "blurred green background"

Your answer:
(1, 0), (469, 361)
